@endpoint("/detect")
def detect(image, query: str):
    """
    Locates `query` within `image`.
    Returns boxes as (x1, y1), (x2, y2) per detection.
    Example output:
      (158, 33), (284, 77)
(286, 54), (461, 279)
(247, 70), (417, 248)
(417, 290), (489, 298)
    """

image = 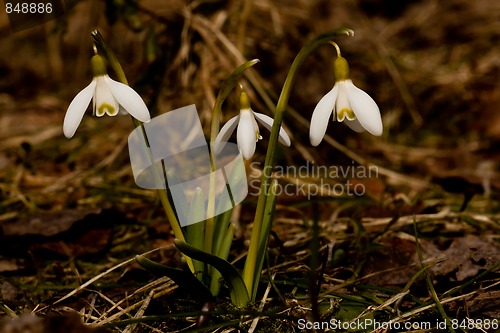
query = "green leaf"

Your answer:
(184, 187), (207, 280)
(166, 169), (189, 223)
(215, 59), (260, 113)
(210, 223), (235, 296)
(211, 158), (245, 255)
(210, 59), (260, 143)
(174, 239), (249, 308)
(135, 255), (213, 302)
(212, 207), (232, 257)
(251, 179), (279, 300)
